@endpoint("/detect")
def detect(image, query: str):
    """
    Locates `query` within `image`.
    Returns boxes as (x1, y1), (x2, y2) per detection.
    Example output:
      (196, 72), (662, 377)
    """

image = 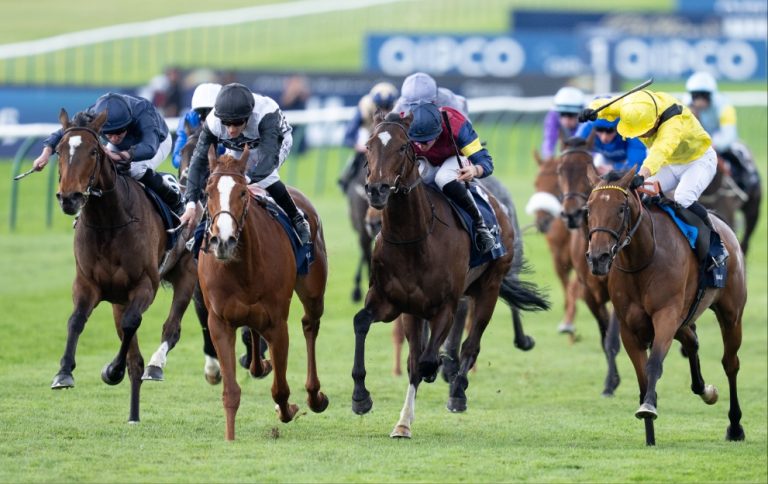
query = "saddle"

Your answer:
(141, 186), (181, 250)
(426, 183), (506, 268)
